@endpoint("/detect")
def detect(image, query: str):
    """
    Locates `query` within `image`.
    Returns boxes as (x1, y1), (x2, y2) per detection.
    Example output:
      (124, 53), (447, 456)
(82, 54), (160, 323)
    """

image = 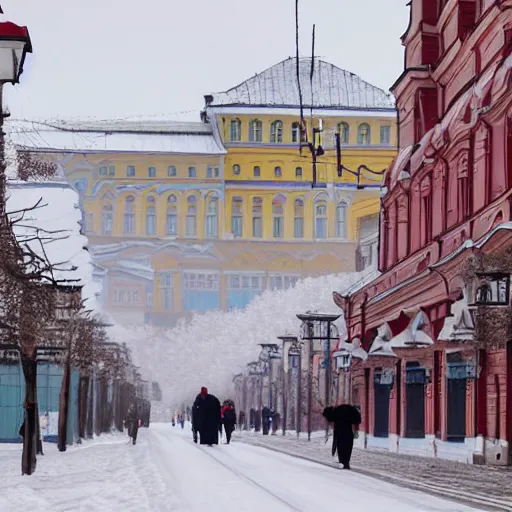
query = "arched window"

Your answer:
(124, 196), (136, 234)
(272, 196), (285, 238)
(252, 197), (263, 238)
(168, 165), (177, 177)
(294, 198), (304, 238)
(274, 166), (282, 178)
(230, 118), (242, 141)
(315, 198), (328, 239)
(337, 122), (350, 144)
(186, 196), (197, 237)
(166, 195), (177, 236)
(231, 197), (243, 237)
(146, 196), (156, 235)
(357, 123), (371, 145)
(336, 201), (347, 238)
(233, 164), (241, 176)
(148, 166), (156, 178)
(206, 196), (218, 238)
(102, 203), (113, 235)
(270, 121), (283, 143)
(249, 119), (262, 142)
